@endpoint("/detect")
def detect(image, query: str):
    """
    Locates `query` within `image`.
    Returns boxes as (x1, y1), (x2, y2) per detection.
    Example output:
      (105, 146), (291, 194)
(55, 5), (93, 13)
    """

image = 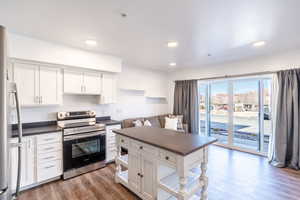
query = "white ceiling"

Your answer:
(1, 0), (300, 70)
